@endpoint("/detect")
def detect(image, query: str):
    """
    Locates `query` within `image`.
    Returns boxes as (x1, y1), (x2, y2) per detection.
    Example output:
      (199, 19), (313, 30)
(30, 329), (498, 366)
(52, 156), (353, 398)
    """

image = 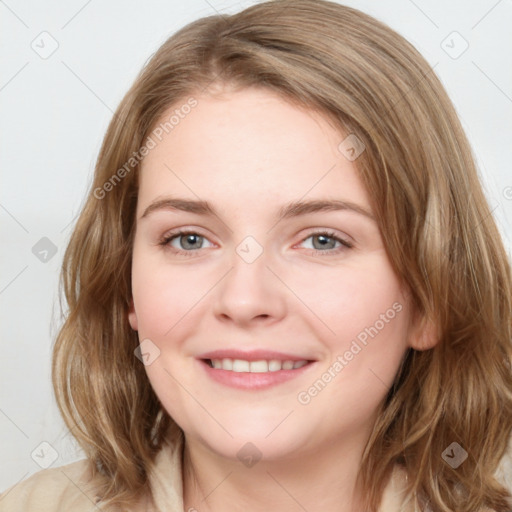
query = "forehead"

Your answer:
(138, 88), (370, 214)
